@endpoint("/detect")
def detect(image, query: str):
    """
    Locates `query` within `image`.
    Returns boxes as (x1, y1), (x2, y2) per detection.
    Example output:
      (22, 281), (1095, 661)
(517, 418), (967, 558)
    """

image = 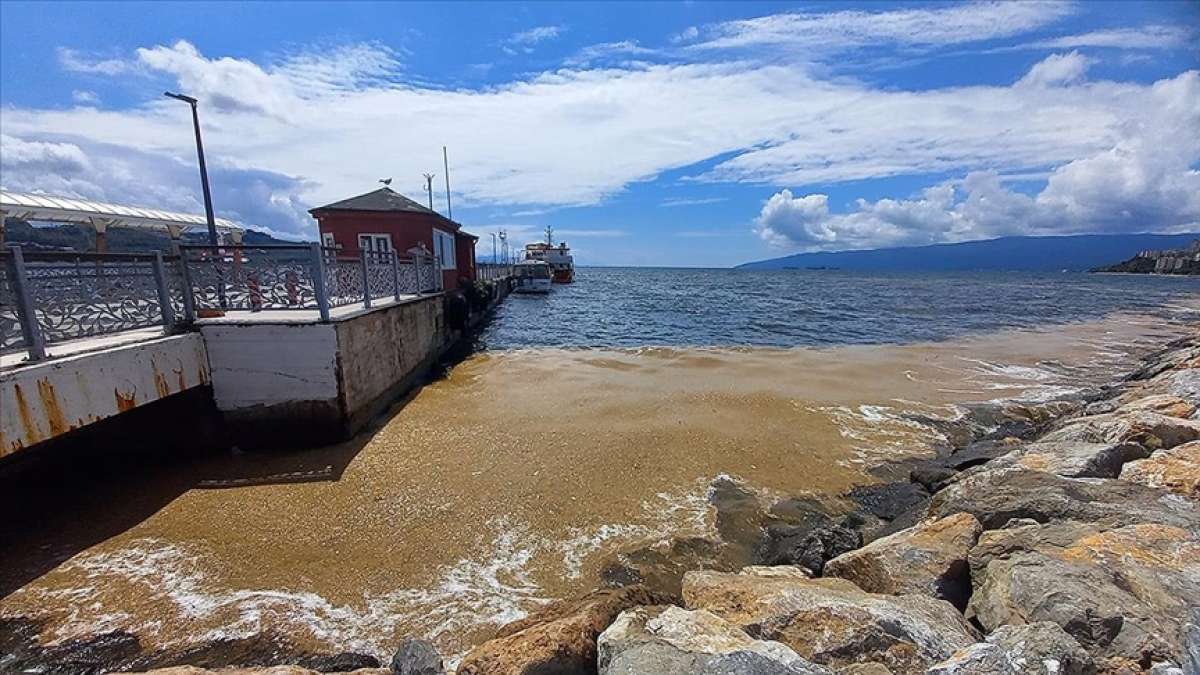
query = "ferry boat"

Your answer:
(524, 227), (575, 283)
(513, 259), (553, 294)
